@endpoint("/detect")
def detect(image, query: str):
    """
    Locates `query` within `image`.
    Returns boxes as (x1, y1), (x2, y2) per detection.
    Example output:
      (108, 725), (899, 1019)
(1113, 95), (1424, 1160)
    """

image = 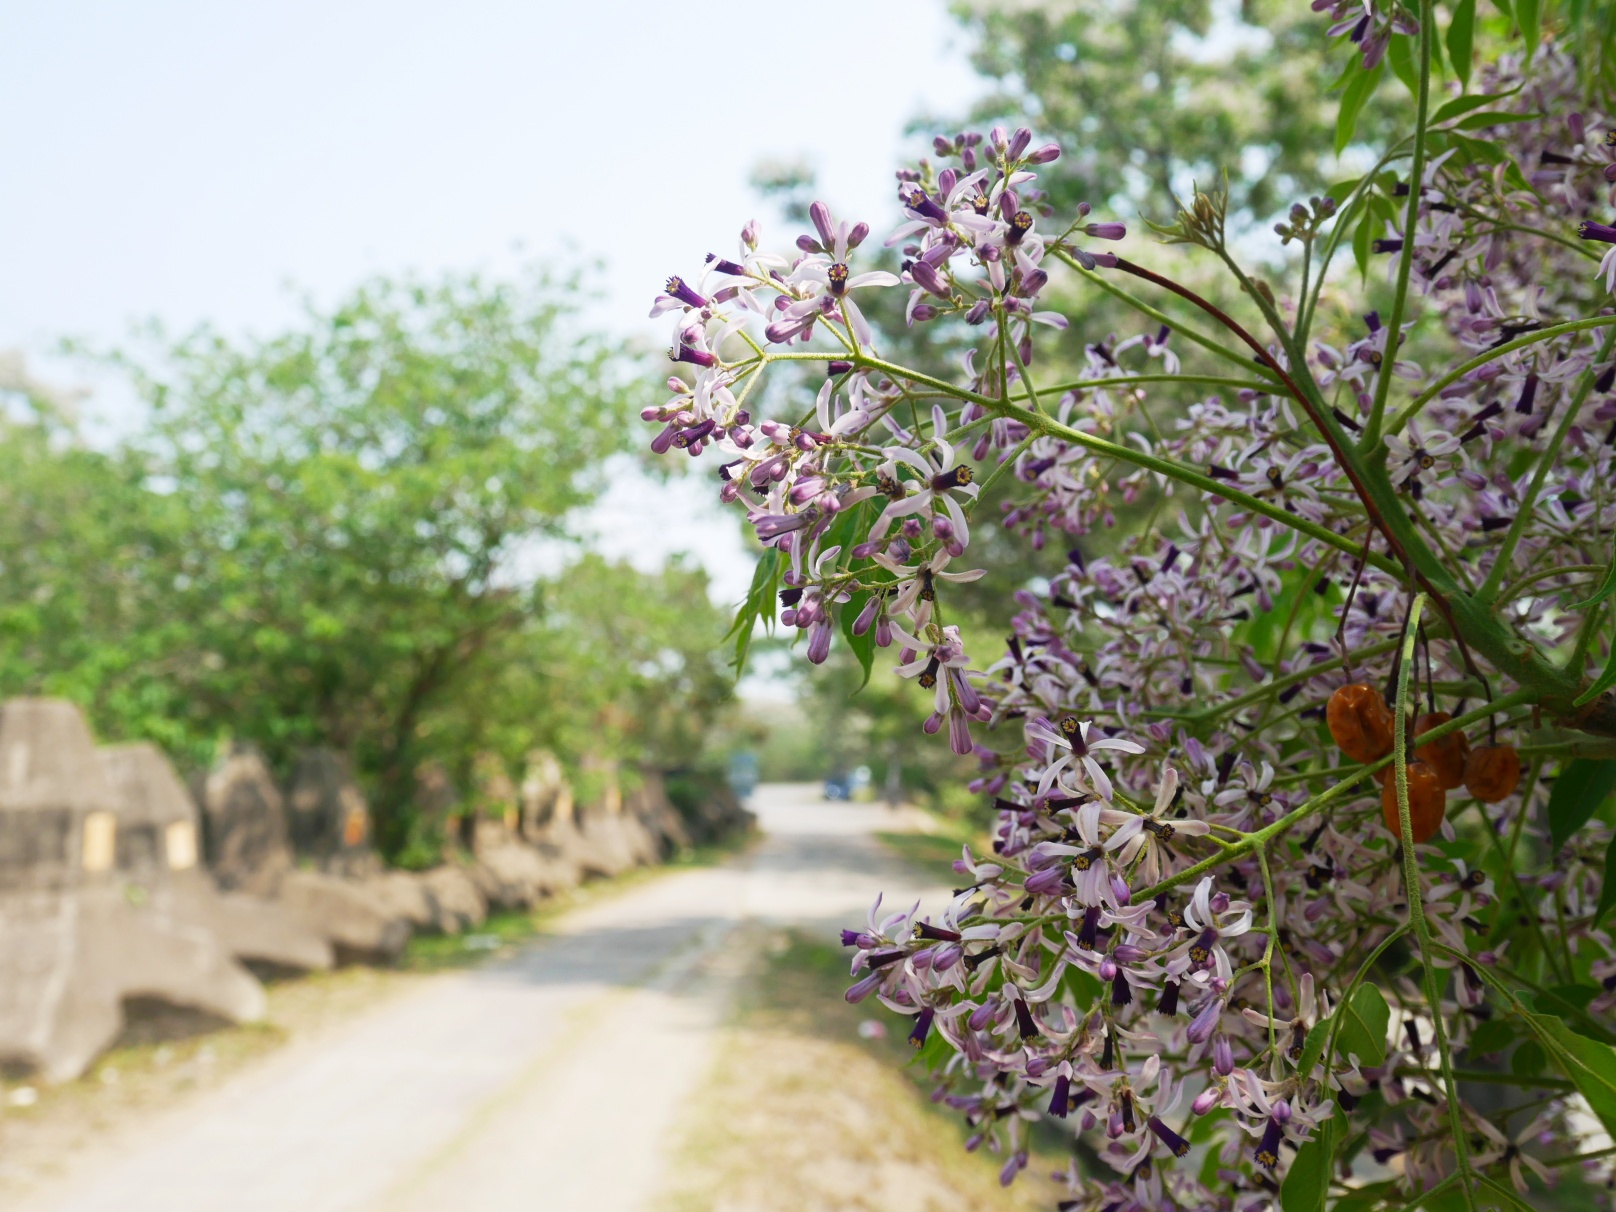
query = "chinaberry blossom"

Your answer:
(643, 33), (1616, 1206)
